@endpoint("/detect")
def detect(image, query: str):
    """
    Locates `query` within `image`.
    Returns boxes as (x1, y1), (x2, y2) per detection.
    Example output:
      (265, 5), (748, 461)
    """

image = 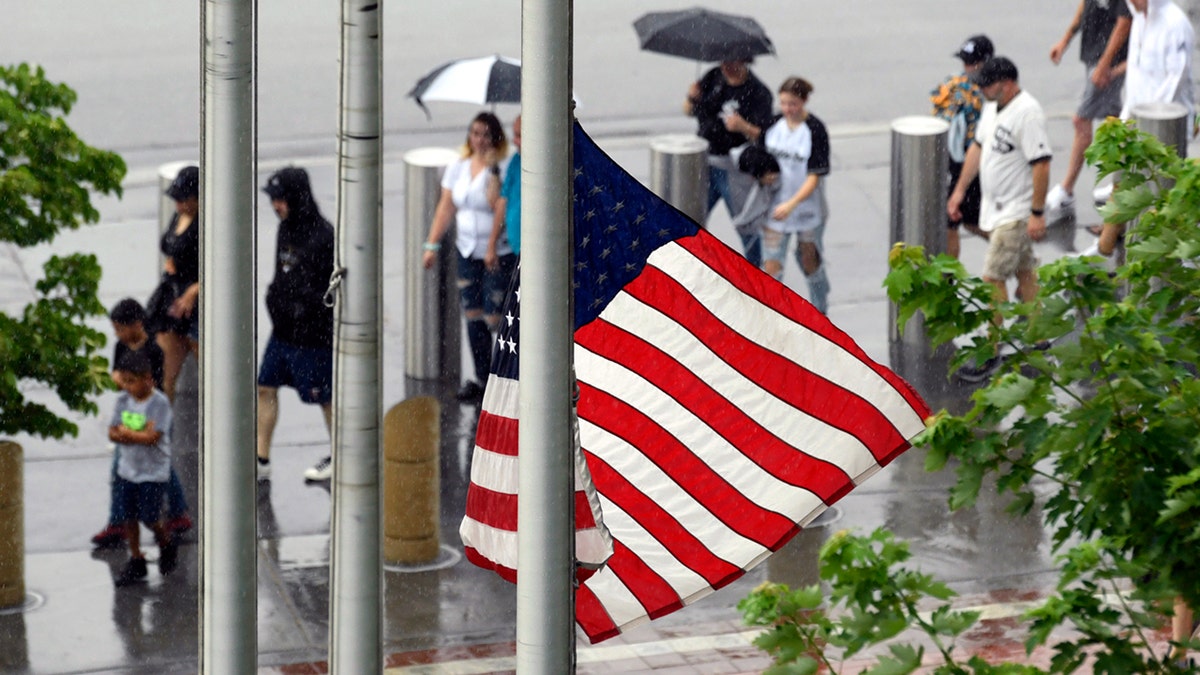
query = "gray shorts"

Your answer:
(982, 219), (1038, 281)
(1077, 64), (1124, 120)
